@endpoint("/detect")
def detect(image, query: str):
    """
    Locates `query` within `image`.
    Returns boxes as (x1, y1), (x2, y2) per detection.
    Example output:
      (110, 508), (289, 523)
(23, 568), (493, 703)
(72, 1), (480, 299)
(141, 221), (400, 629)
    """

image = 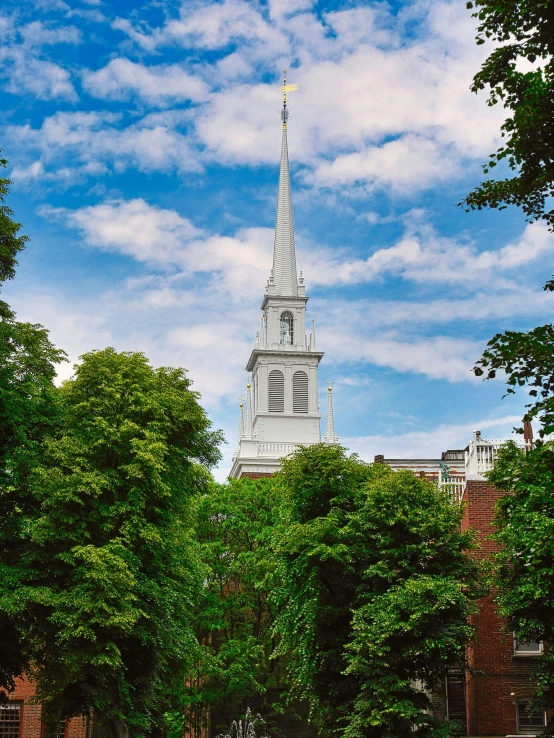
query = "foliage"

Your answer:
(474, 324), (554, 436)
(9, 348), (222, 738)
(488, 441), (554, 719)
(0, 310), (65, 694)
(0, 151), (64, 694)
(179, 476), (284, 735)
(460, 0), (554, 235)
(273, 444), (480, 738)
(0, 153), (28, 285)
